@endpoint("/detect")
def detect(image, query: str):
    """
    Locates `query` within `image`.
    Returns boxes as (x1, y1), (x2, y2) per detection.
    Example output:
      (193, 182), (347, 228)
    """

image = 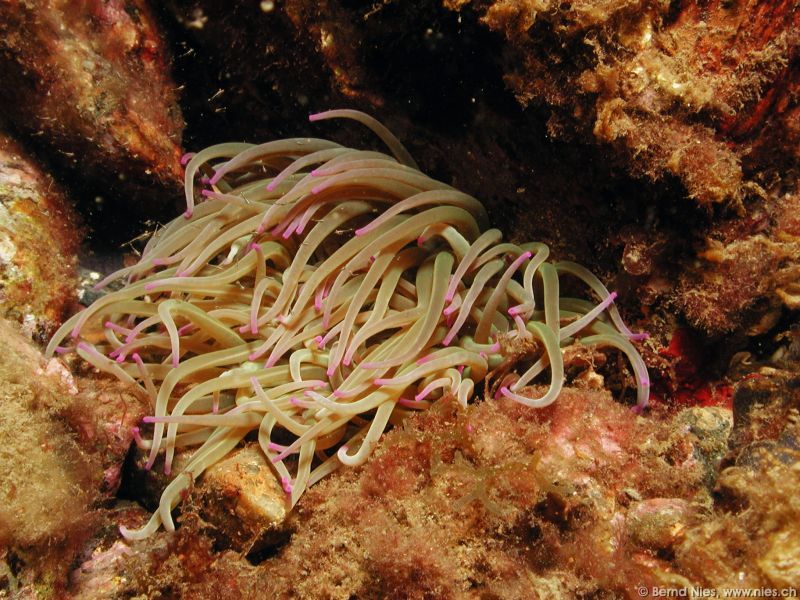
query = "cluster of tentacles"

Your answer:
(47, 110), (649, 539)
